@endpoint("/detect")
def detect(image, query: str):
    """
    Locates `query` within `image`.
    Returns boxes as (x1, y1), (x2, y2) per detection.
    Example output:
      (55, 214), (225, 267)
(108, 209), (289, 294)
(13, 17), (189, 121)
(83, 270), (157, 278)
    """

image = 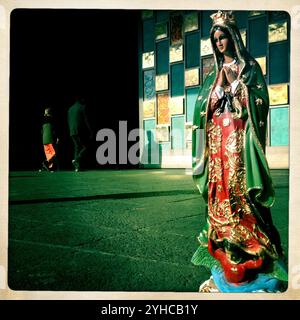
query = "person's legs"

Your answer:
(71, 135), (87, 171)
(48, 154), (59, 171)
(71, 135), (80, 162)
(43, 144), (56, 171)
(77, 140), (87, 163)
